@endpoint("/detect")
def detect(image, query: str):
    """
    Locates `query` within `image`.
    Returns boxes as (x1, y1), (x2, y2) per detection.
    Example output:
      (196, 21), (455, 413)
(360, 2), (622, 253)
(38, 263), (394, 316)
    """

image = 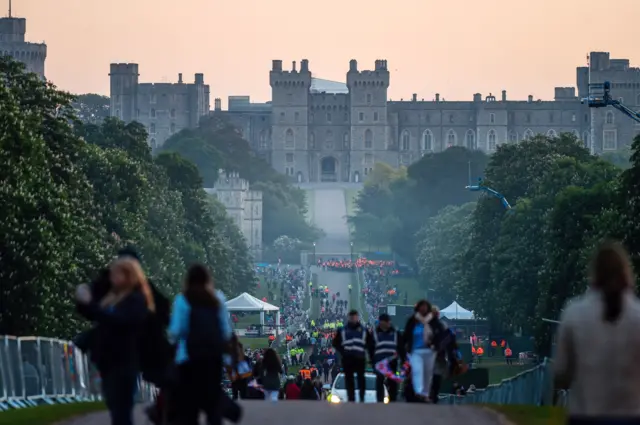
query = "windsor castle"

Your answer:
(2, 15), (639, 184)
